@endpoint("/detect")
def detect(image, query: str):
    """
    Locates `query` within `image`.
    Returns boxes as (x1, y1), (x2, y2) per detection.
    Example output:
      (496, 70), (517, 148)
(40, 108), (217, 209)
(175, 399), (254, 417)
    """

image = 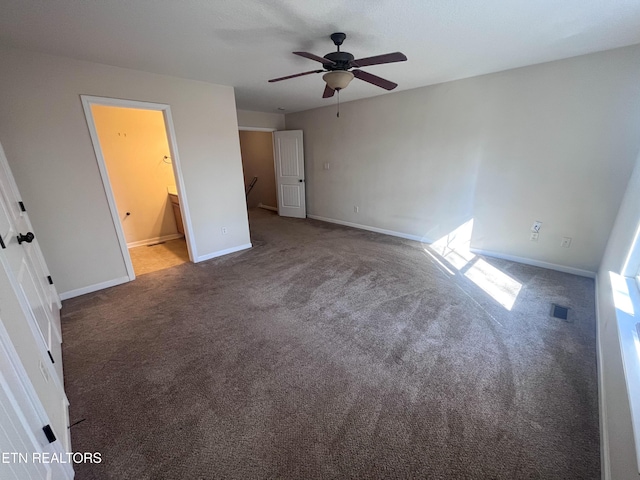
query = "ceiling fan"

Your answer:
(268, 32), (407, 98)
